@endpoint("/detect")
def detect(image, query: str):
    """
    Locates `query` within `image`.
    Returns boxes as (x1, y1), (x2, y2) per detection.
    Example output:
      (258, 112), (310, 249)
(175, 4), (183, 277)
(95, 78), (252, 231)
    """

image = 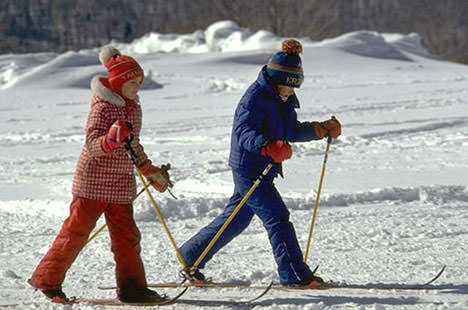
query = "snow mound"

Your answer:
(318, 31), (411, 60)
(311, 185), (468, 207)
(203, 20), (280, 52)
(118, 30), (208, 54)
(0, 53), (57, 86)
(382, 32), (432, 57)
(119, 20), (281, 54)
(121, 24), (430, 60)
(1, 21), (436, 90)
(134, 196), (227, 221)
(132, 185), (468, 221)
(2, 50), (161, 89)
(1, 51), (99, 89)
